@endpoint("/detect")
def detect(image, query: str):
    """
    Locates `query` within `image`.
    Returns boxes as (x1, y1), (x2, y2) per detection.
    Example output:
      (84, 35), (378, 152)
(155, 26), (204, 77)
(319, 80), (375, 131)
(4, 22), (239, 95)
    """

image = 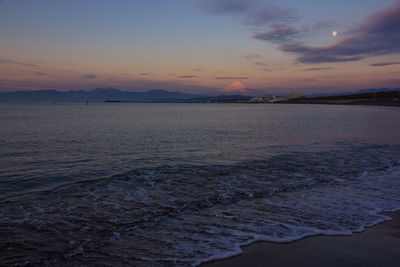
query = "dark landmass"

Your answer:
(288, 91), (400, 106)
(0, 88), (252, 103)
(1, 87), (400, 106)
(203, 211), (400, 267)
(203, 90), (400, 107)
(104, 94), (253, 103)
(0, 88), (202, 103)
(306, 87), (400, 98)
